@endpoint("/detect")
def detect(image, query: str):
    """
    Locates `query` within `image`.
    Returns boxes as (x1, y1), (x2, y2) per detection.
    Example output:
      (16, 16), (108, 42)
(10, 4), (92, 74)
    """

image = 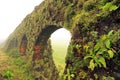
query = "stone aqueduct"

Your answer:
(2, 0), (120, 80)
